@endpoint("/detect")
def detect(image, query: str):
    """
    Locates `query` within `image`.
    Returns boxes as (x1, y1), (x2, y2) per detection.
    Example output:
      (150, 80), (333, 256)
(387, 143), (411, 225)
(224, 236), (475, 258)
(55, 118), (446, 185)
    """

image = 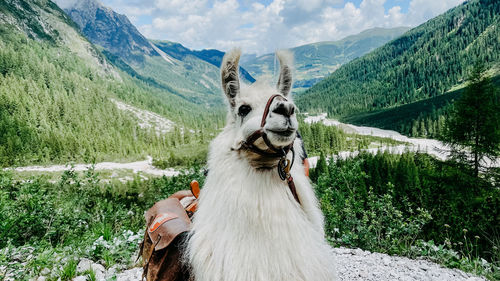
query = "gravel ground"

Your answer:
(68, 247), (486, 281)
(332, 247), (485, 281)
